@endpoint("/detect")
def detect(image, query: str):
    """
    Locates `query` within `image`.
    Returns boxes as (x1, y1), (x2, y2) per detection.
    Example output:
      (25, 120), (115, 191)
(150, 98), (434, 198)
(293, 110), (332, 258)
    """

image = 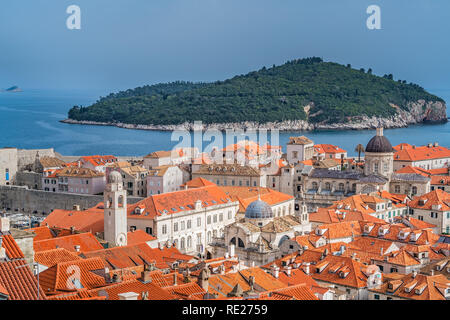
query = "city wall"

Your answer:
(0, 185), (142, 215)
